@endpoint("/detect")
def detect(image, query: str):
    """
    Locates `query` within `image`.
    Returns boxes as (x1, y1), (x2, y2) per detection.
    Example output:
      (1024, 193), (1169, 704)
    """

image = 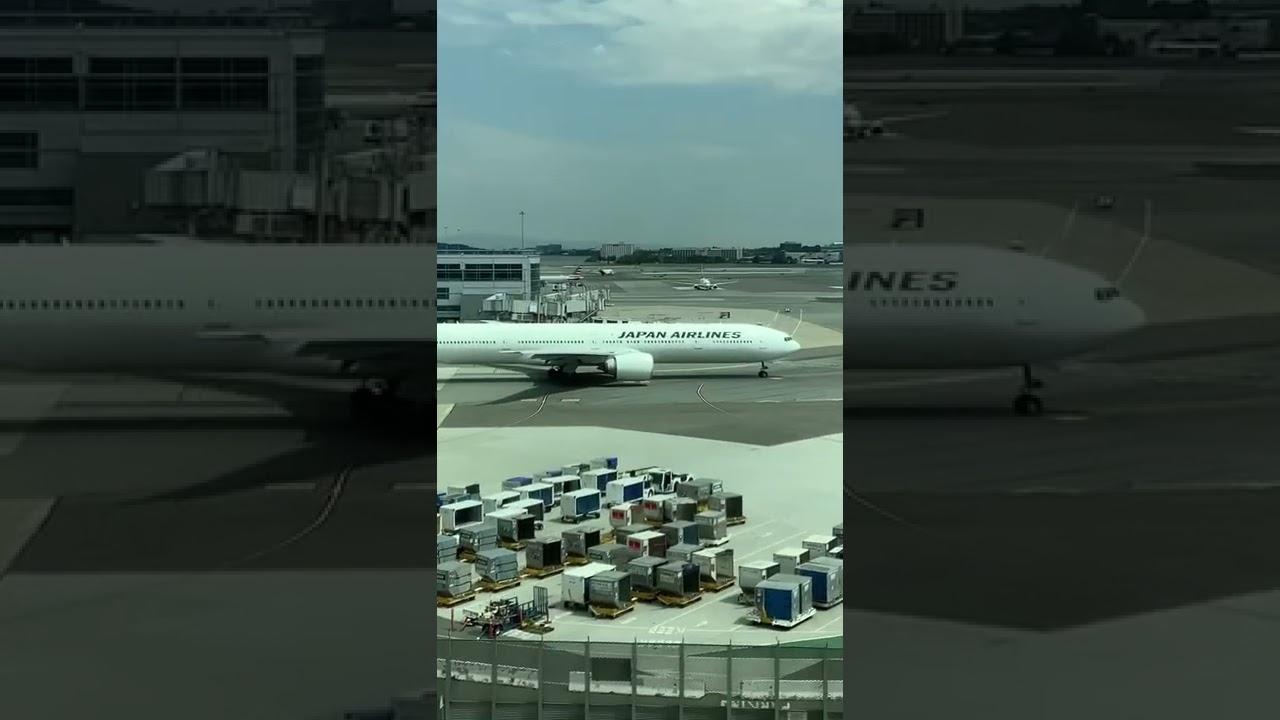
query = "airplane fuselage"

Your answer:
(842, 244), (1145, 369)
(0, 245), (436, 375)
